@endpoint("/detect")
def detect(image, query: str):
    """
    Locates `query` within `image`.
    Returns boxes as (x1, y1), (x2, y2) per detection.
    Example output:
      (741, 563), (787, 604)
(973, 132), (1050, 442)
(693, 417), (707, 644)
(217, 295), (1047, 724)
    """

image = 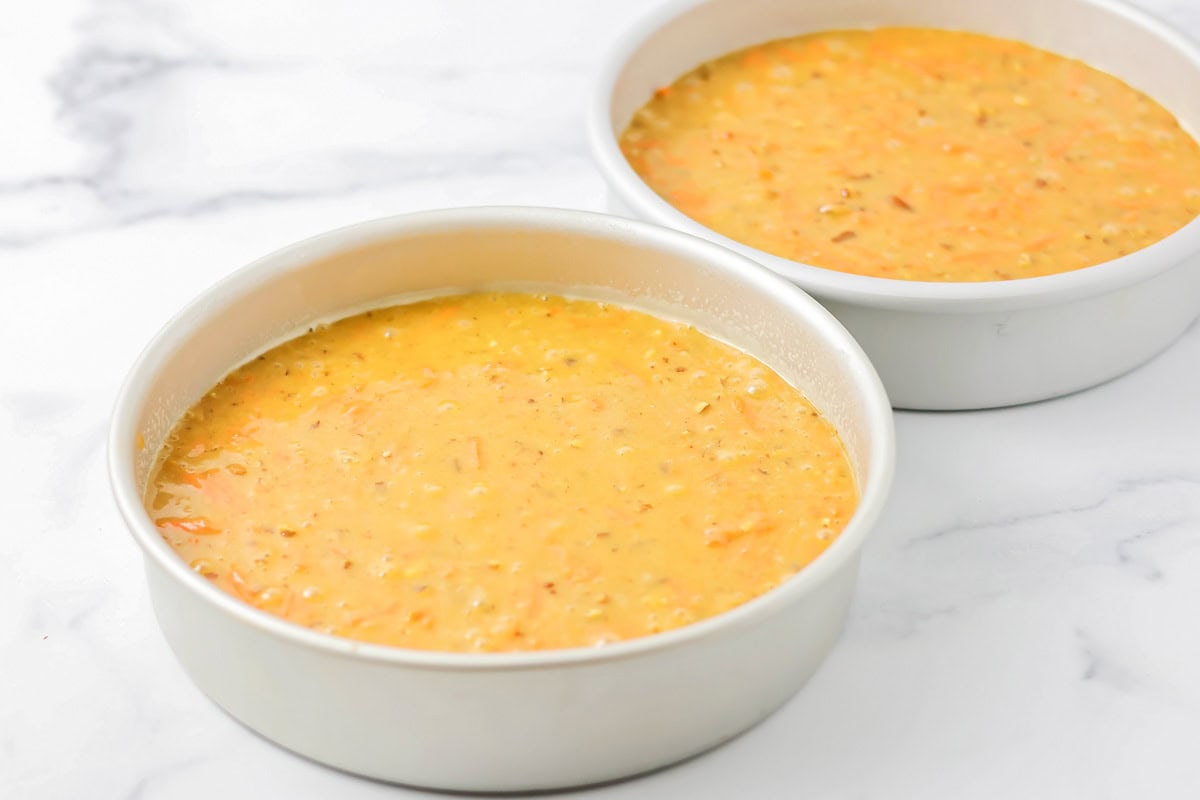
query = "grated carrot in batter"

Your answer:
(145, 293), (857, 652)
(620, 28), (1200, 281)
